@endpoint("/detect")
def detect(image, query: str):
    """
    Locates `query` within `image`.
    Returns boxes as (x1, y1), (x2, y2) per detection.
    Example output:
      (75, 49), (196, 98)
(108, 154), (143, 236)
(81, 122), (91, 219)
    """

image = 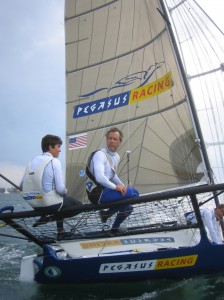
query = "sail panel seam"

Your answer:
(66, 29), (166, 75)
